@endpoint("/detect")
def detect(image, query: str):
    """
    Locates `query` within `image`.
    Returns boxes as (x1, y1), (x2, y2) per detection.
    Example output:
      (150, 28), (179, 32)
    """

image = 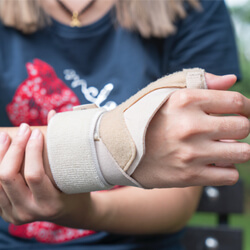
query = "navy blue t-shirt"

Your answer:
(0, 0), (240, 249)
